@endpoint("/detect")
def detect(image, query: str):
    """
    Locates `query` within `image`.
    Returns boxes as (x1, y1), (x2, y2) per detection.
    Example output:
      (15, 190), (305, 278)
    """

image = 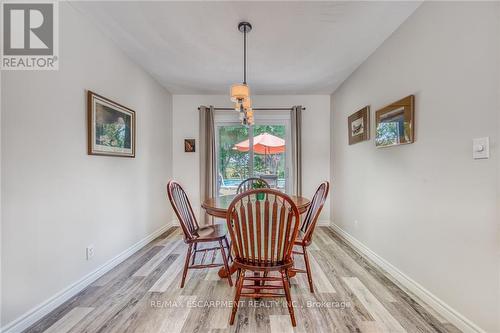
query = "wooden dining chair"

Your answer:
(292, 181), (330, 293)
(226, 189), (301, 326)
(236, 177), (270, 194)
(167, 180), (233, 288)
